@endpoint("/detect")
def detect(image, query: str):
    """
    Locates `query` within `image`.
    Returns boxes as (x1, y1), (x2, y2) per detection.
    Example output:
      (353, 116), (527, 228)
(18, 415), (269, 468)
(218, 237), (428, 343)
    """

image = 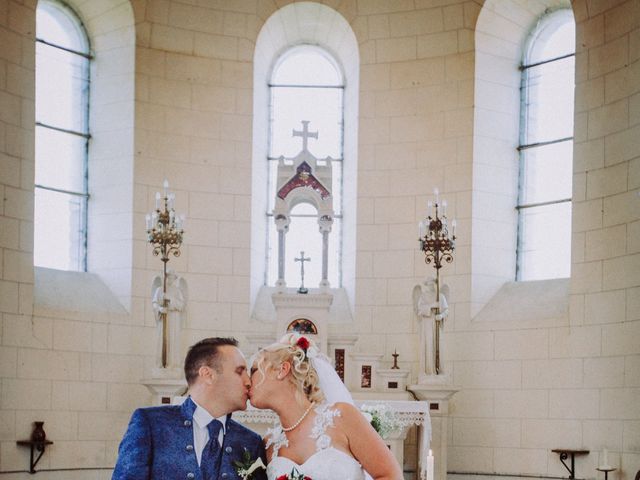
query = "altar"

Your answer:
(234, 400), (430, 474)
